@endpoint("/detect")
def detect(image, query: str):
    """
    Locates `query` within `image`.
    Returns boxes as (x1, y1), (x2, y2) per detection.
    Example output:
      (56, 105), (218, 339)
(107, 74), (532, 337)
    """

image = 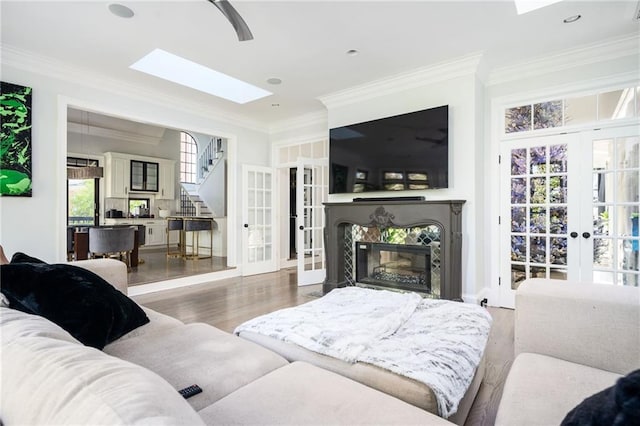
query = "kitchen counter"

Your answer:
(103, 217), (227, 256)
